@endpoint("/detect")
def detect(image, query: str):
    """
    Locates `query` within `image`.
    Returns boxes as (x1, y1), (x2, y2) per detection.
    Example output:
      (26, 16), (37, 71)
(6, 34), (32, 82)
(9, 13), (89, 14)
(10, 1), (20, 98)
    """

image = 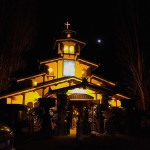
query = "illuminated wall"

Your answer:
(34, 76), (43, 84)
(75, 61), (90, 78)
(7, 95), (23, 104)
(109, 99), (121, 107)
(24, 92), (40, 105)
(90, 78), (102, 86)
(7, 91), (40, 106)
